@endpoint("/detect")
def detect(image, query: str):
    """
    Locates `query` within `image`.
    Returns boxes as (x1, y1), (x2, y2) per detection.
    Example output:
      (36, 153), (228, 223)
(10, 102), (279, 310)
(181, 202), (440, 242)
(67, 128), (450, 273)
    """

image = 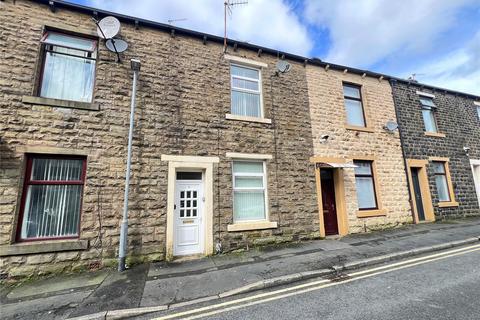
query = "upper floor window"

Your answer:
(230, 64), (262, 118)
(343, 84), (366, 127)
(18, 155), (86, 241)
(39, 31), (97, 103)
(420, 97), (438, 133)
(353, 160), (378, 210)
(477, 105), (480, 120)
(432, 161), (451, 202)
(232, 161), (267, 222)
